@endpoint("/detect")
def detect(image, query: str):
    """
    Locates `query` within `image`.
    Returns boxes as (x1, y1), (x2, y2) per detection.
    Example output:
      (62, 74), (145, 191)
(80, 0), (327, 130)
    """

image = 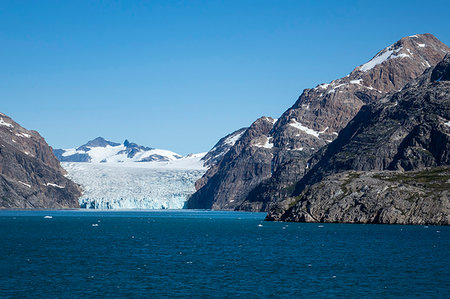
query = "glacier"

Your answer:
(62, 154), (206, 209)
